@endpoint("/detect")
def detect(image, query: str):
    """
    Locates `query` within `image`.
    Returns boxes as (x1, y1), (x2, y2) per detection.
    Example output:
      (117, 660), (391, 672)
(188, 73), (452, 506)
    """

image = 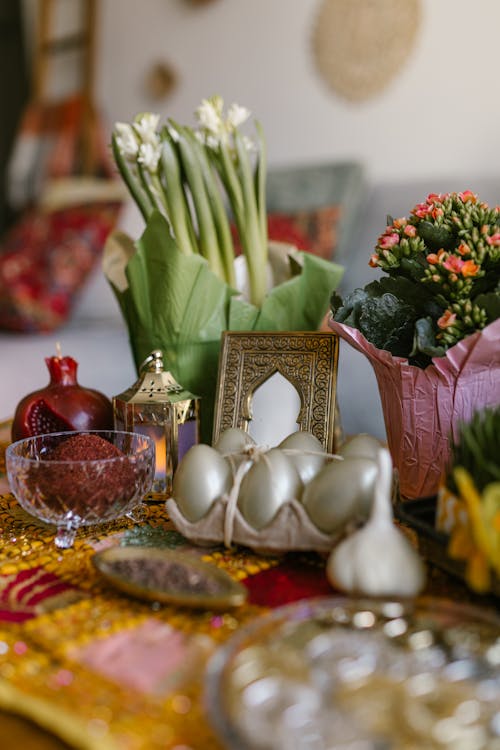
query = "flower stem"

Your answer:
(254, 121), (268, 250)
(159, 131), (198, 255)
(175, 126), (227, 282)
(183, 127), (236, 286)
(234, 129), (268, 306)
(111, 134), (152, 221)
